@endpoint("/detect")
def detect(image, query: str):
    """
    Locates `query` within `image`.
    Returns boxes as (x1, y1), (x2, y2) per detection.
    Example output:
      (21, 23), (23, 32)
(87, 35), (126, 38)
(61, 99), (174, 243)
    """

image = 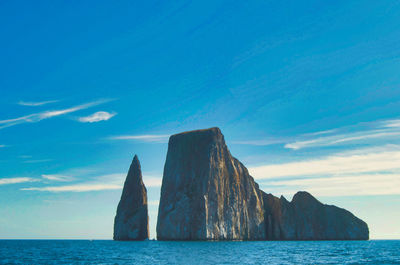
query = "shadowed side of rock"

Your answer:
(262, 191), (369, 240)
(156, 127), (265, 240)
(113, 155), (149, 241)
